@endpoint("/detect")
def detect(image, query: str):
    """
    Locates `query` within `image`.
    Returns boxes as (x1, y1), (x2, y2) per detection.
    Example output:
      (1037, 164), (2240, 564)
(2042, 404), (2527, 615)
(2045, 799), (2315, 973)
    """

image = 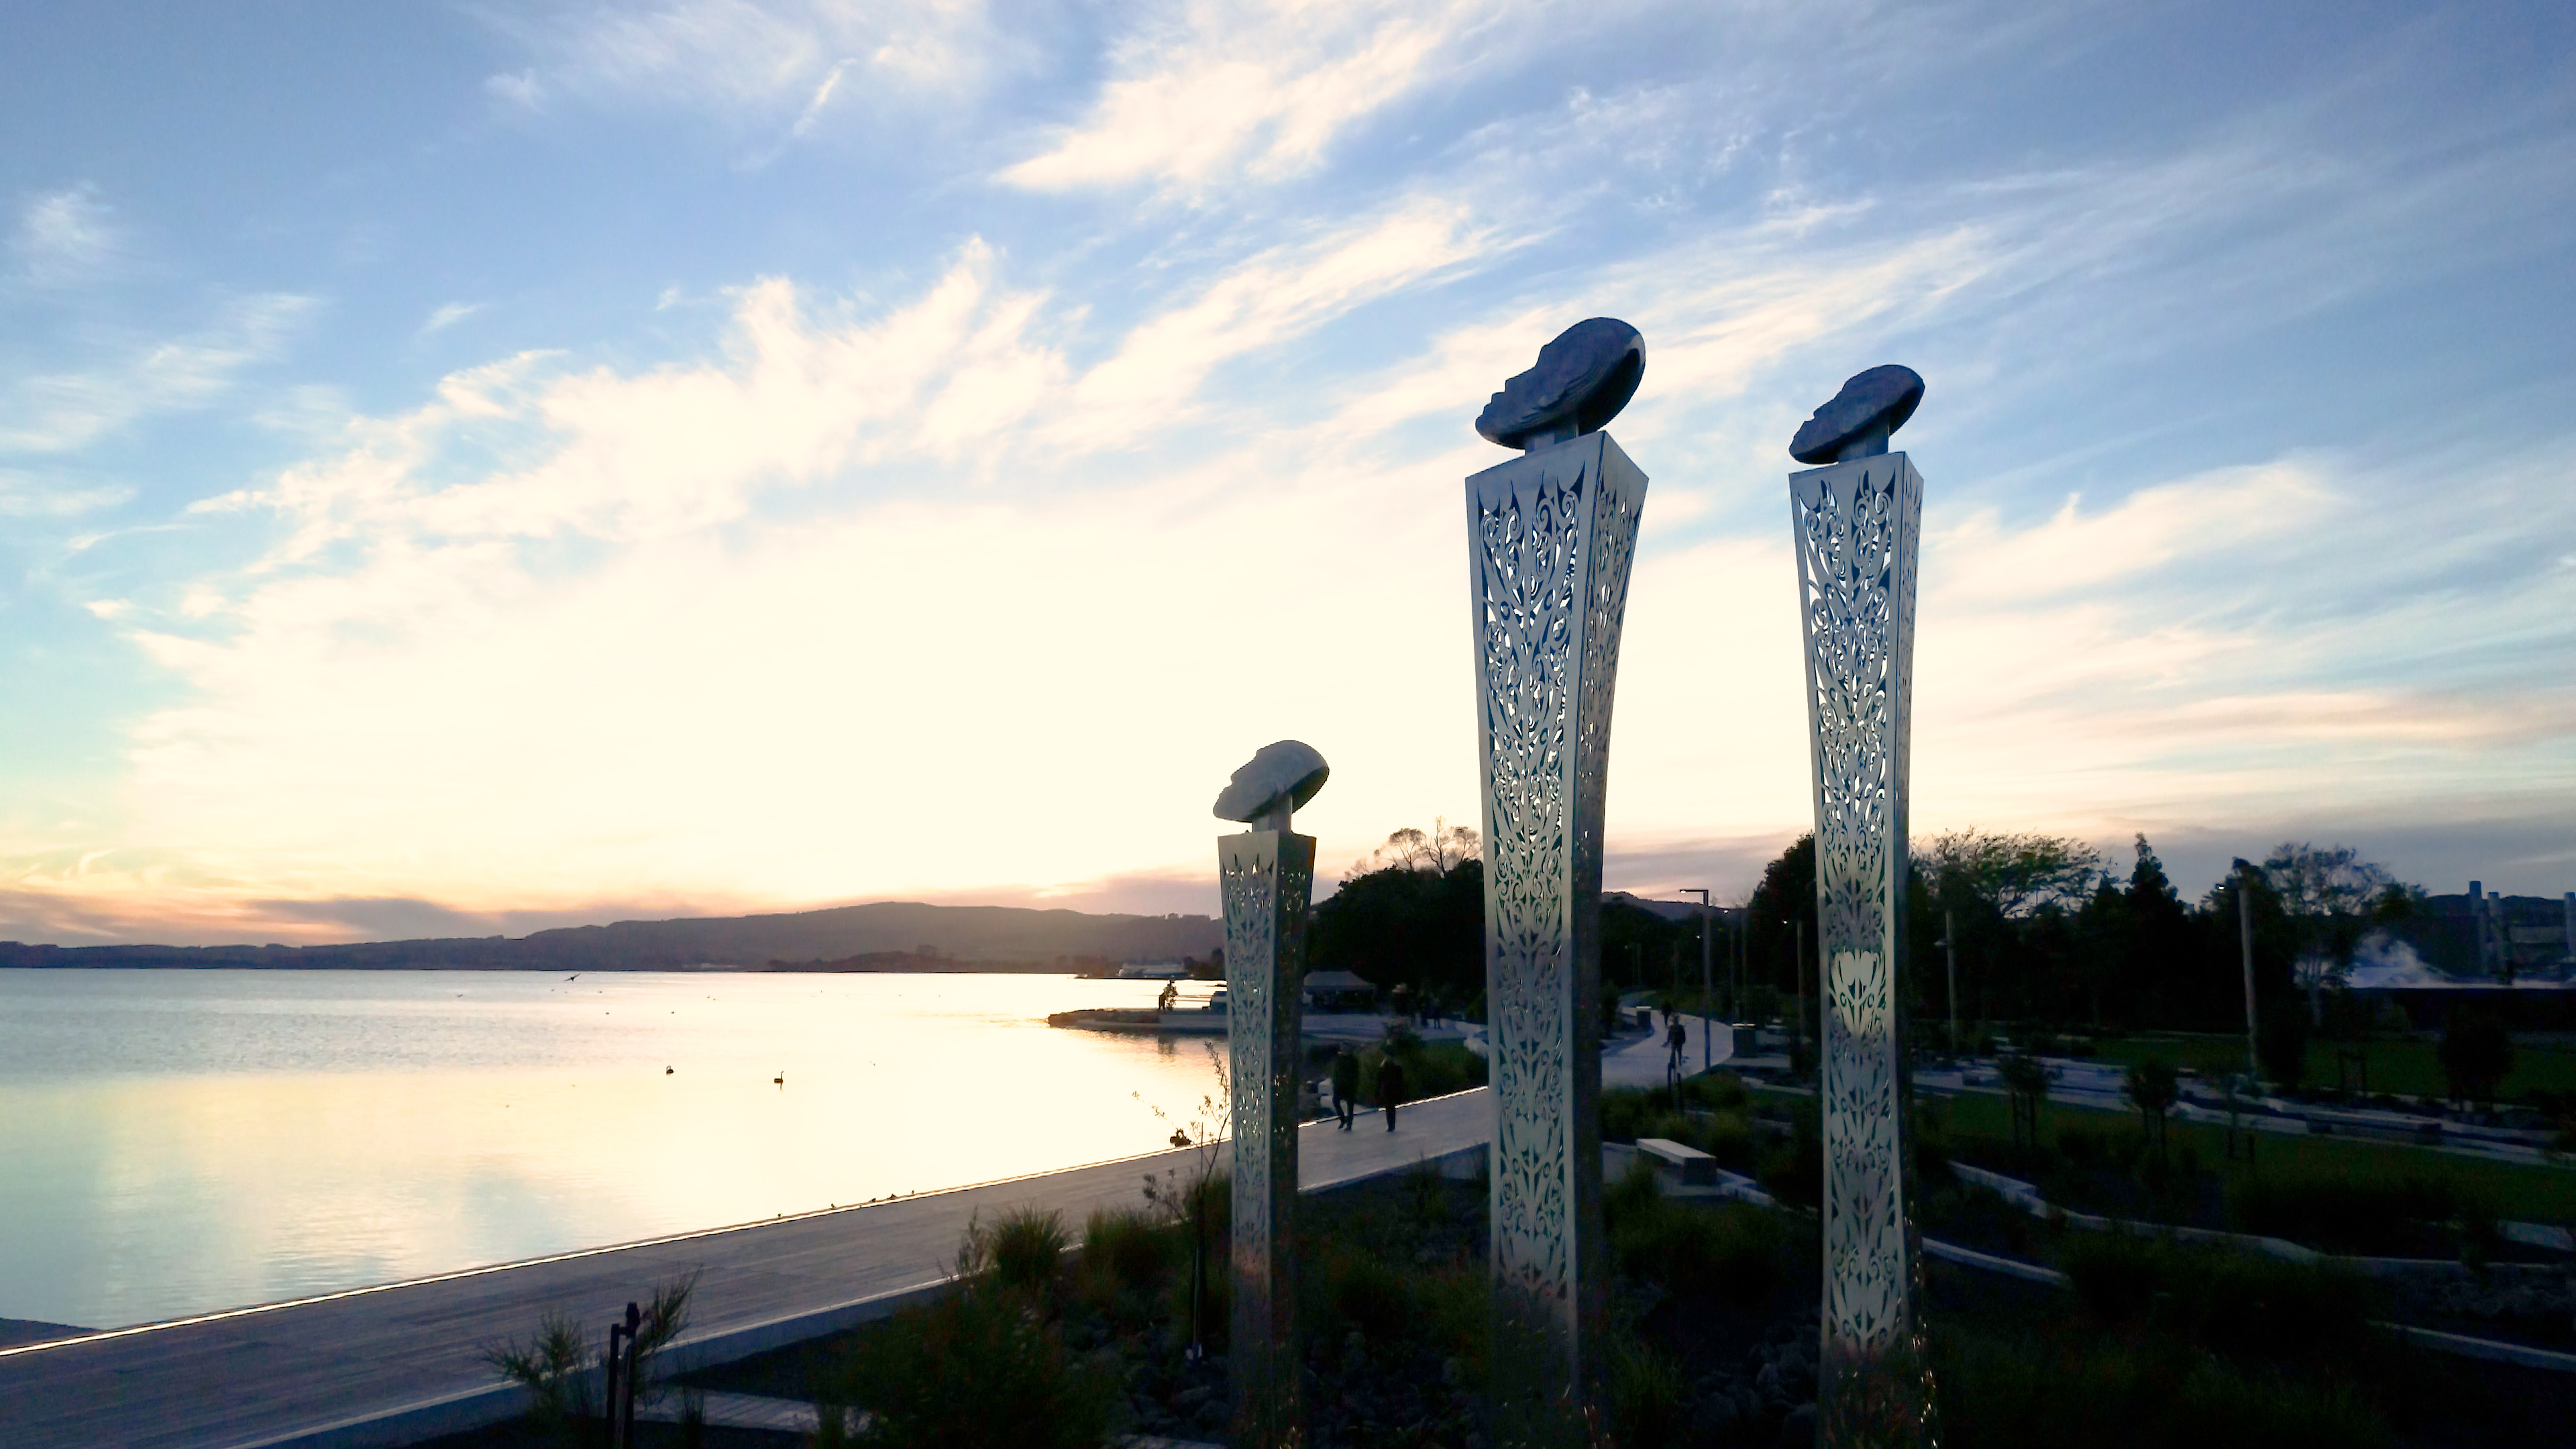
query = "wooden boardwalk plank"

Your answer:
(0, 1089), (1491, 1449)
